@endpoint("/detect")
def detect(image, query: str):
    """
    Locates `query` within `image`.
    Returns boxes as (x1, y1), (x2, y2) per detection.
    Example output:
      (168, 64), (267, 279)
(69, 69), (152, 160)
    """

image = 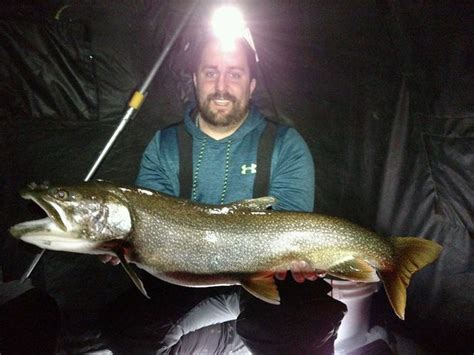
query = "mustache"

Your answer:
(207, 92), (237, 102)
